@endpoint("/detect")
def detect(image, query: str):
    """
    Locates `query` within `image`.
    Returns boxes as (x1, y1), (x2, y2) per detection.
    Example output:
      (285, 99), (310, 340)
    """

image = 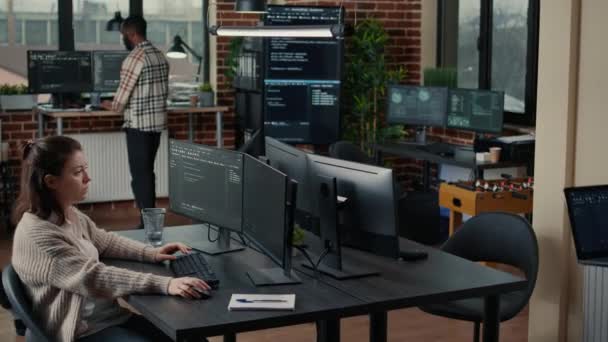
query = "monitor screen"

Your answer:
(565, 186), (608, 259)
(447, 88), (504, 134)
(92, 51), (129, 92)
(242, 154), (289, 267)
(168, 140), (243, 232)
(264, 137), (311, 213)
(263, 5), (343, 144)
(28, 50), (92, 93)
(306, 154), (400, 258)
(386, 85), (448, 127)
